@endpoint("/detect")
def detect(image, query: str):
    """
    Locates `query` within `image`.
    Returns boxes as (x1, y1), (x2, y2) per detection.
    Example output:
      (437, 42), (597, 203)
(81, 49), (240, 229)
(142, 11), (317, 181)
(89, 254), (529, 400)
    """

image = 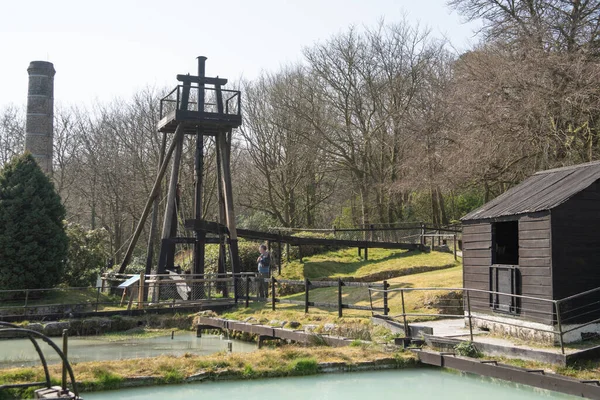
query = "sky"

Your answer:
(0, 0), (481, 110)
